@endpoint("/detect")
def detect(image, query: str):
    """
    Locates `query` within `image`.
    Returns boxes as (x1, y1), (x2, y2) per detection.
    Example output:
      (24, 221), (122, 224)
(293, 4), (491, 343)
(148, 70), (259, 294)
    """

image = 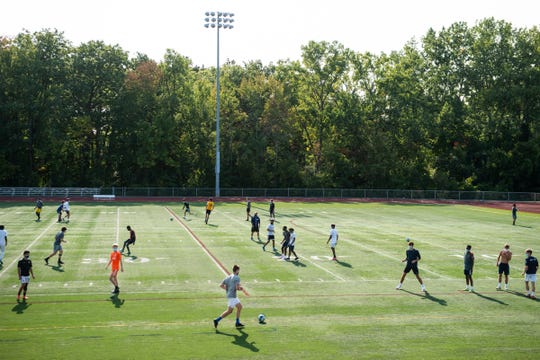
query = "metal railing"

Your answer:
(0, 187), (538, 202)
